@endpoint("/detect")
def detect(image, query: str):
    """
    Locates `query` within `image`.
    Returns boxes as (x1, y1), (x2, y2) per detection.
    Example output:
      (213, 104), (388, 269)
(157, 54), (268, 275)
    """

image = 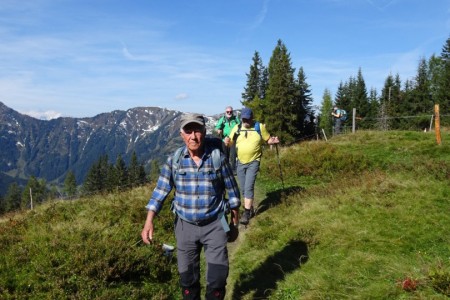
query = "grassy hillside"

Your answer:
(230, 130), (450, 299)
(1, 130), (449, 299)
